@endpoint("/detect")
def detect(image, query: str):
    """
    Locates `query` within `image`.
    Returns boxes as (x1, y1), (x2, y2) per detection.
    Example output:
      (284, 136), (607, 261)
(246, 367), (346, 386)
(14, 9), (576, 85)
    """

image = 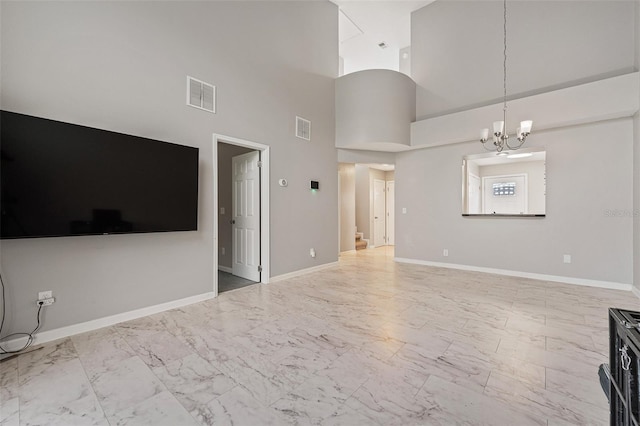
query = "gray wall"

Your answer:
(337, 149), (396, 165)
(634, 0), (640, 291)
(0, 1), (338, 333)
(412, 0), (637, 119)
(399, 0), (637, 286)
(335, 69), (416, 150)
(338, 163), (356, 252)
(635, 110), (639, 290)
(217, 143), (254, 269)
(396, 119), (634, 284)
